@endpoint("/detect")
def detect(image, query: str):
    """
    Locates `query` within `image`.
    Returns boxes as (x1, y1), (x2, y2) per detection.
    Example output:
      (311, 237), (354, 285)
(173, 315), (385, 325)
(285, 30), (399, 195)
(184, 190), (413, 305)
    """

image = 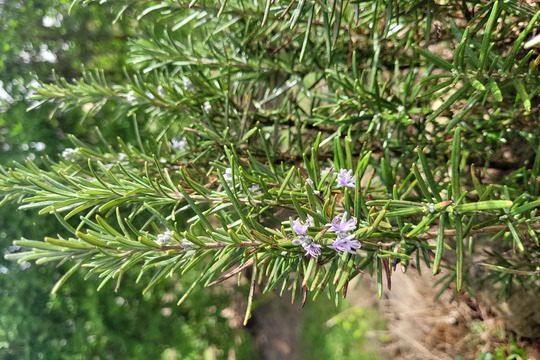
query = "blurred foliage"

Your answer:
(473, 335), (528, 360)
(0, 1), (253, 359)
(1, 264), (253, 360)
(0, 0), (133, 162)
(301, 297), (383, 360)
(0, 0), (129, 81)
